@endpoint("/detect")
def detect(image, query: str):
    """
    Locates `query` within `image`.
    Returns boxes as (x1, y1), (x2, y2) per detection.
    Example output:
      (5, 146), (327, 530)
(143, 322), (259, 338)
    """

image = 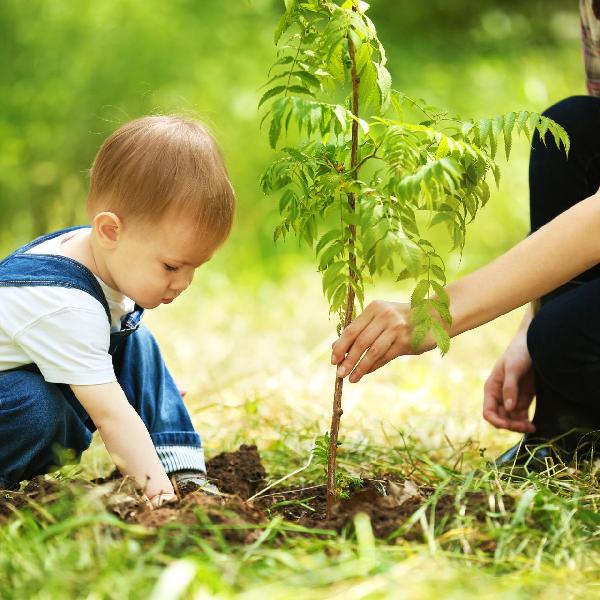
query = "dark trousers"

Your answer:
(526, 95), (600, 437)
